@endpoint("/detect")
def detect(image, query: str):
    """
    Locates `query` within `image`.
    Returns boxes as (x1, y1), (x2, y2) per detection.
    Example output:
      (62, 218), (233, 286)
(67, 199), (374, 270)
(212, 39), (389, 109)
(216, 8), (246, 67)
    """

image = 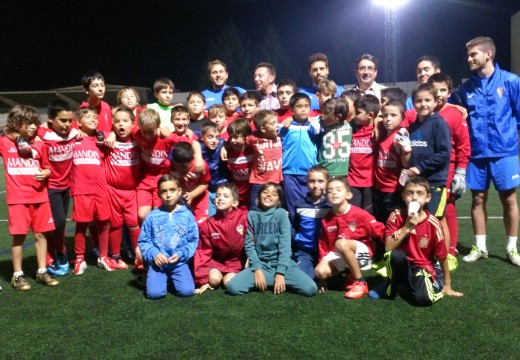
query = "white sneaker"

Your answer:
(508, 251), (520, 266)
(462, 246), (488, 262)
